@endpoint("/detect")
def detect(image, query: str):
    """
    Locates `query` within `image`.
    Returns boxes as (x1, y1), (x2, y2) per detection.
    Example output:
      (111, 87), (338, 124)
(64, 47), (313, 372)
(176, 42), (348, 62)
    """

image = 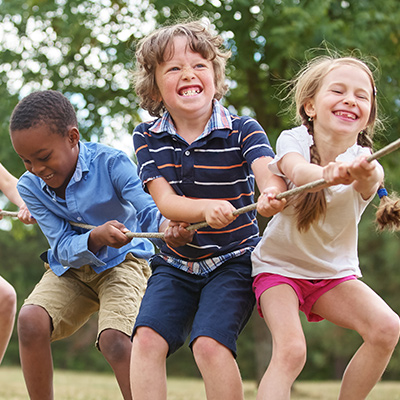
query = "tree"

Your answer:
(1, 0), (400, 381)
